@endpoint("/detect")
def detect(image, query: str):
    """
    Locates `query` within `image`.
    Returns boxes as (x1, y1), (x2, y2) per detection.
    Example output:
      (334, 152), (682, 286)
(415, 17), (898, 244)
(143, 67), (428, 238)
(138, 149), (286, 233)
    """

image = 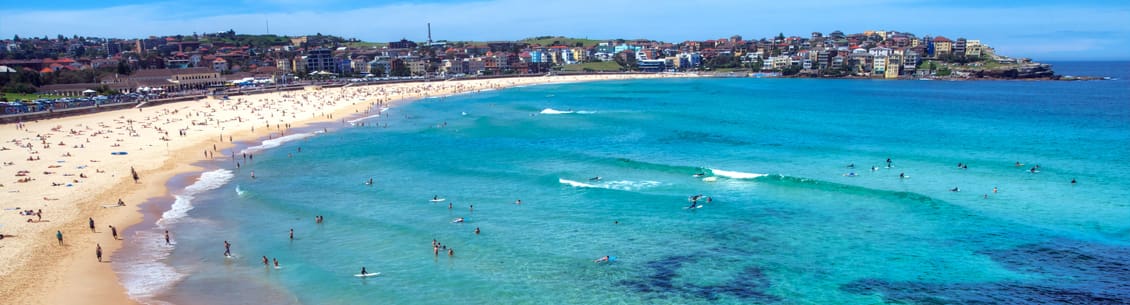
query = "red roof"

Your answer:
(39, 67), (53, 73)
(933, 36), (951, 42)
